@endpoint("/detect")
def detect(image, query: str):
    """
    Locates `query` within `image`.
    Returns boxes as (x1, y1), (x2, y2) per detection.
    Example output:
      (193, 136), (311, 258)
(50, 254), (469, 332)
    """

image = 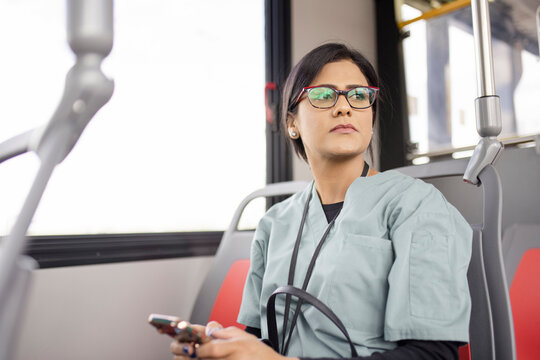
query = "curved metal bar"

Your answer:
(478, 165), (516, 360)
(467, 225), (495, 359)
(464, 137), (503, 185)
(225, 181), (309, 234)
(0, 130), (33, 165)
